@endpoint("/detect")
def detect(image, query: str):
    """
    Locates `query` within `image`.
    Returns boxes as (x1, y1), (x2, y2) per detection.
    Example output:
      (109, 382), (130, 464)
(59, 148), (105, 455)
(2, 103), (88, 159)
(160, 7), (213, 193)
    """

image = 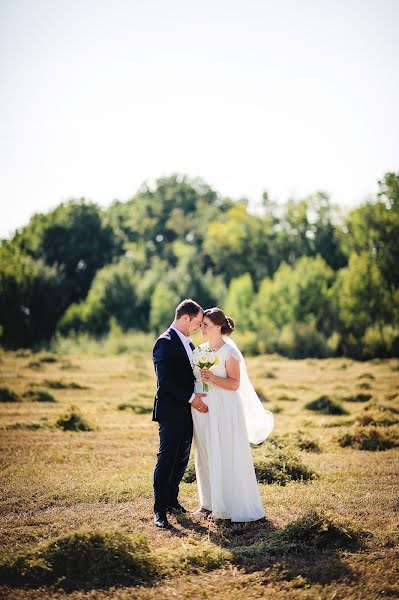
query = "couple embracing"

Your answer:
(152, 299), (274, 529)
